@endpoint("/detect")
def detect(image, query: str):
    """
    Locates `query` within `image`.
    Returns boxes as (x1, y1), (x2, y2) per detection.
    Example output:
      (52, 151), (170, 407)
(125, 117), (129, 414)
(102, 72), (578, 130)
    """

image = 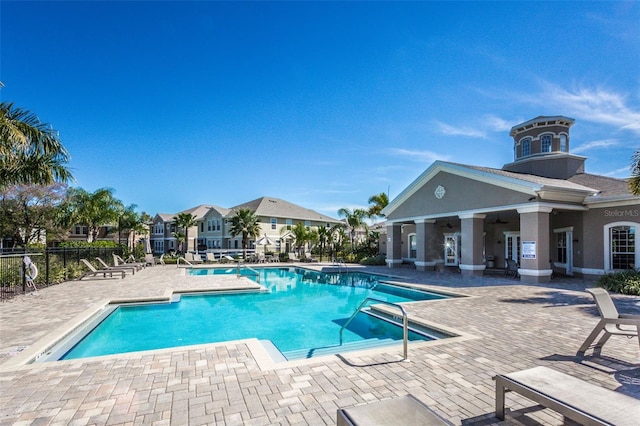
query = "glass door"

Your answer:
(444, 233), (459, 266)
